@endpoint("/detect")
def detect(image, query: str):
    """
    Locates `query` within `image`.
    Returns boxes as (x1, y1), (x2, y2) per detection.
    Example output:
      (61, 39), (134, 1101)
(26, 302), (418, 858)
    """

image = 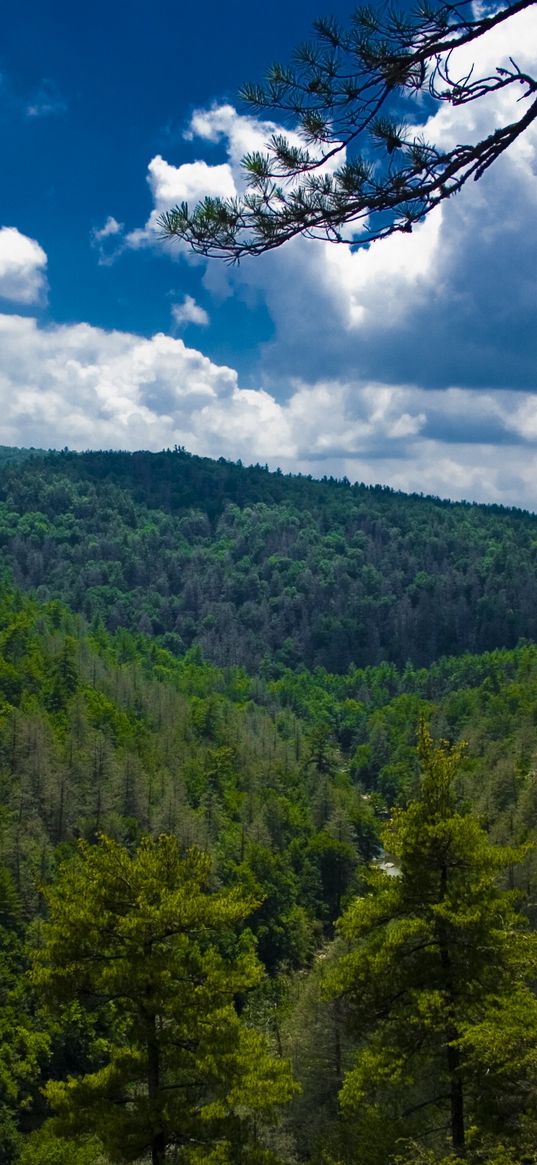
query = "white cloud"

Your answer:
(186, 103), (285, 169)
(2, 311), (537, 508)
(148, 152), (237, 207)
(0, 227), (47, 304)
(91, 216), (125, 266)
(217, 6), (537, 392)
(92, 216), (124, 242)
(197, 385), (295, 460)
(117, 9), (535, 392)
(125, 152), (237, 250)
(122, 103), (339, 253)
(171, 295), (209, 327)
(317, 208), (443, 331)
(424, 4), (537, 155)
(52, 5), (537, 509)
(0, 314), (233, 451)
